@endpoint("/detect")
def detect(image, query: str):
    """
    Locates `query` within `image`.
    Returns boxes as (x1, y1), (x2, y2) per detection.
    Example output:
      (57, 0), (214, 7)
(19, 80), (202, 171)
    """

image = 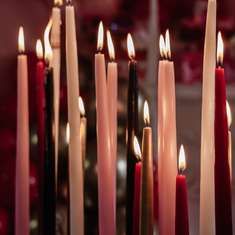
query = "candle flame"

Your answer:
(36, 39), (43, 60)
(107, 30), (115, 60)
(133, 136), (142, 160)
(54, 0), (63, 6)
(178, 145), (186, 172)
(78, 96), (85, 116)
(127, 33), (135, 60)
(226, 100), (232, 128)
(165, 29), (171, 60)
(159, 34), (166, 59)
(18, 26), (25, 53)
(217, 31), (224, 65)
(66, 122), (70, 144)
(44, 19), (53, 65)
(97, 21), (104, 52)
(143, 100), (150, 125)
